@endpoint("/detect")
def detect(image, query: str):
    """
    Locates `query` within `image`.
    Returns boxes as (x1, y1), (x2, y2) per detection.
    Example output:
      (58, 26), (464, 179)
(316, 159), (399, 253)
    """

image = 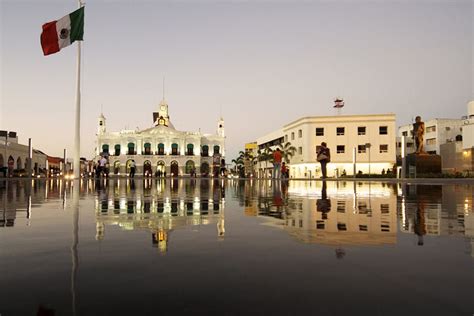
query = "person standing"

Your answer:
(272, 148), (282, 179)
(317, 142), (330, 179)
(129, 160), (136, 178)
(99, 155), (107, 177)
(281, 162), (289, 179)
